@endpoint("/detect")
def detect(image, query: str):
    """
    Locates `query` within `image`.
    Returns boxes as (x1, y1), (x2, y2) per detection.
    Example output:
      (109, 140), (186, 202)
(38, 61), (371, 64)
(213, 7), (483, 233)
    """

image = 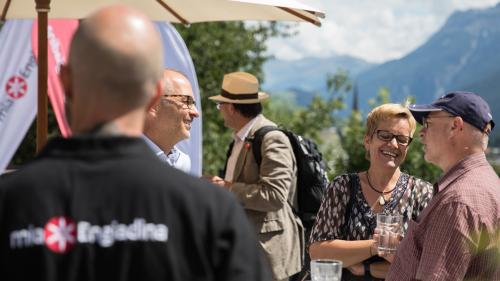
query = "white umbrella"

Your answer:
(2, 0), (324, 25)
(0, 0), (325, 150)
